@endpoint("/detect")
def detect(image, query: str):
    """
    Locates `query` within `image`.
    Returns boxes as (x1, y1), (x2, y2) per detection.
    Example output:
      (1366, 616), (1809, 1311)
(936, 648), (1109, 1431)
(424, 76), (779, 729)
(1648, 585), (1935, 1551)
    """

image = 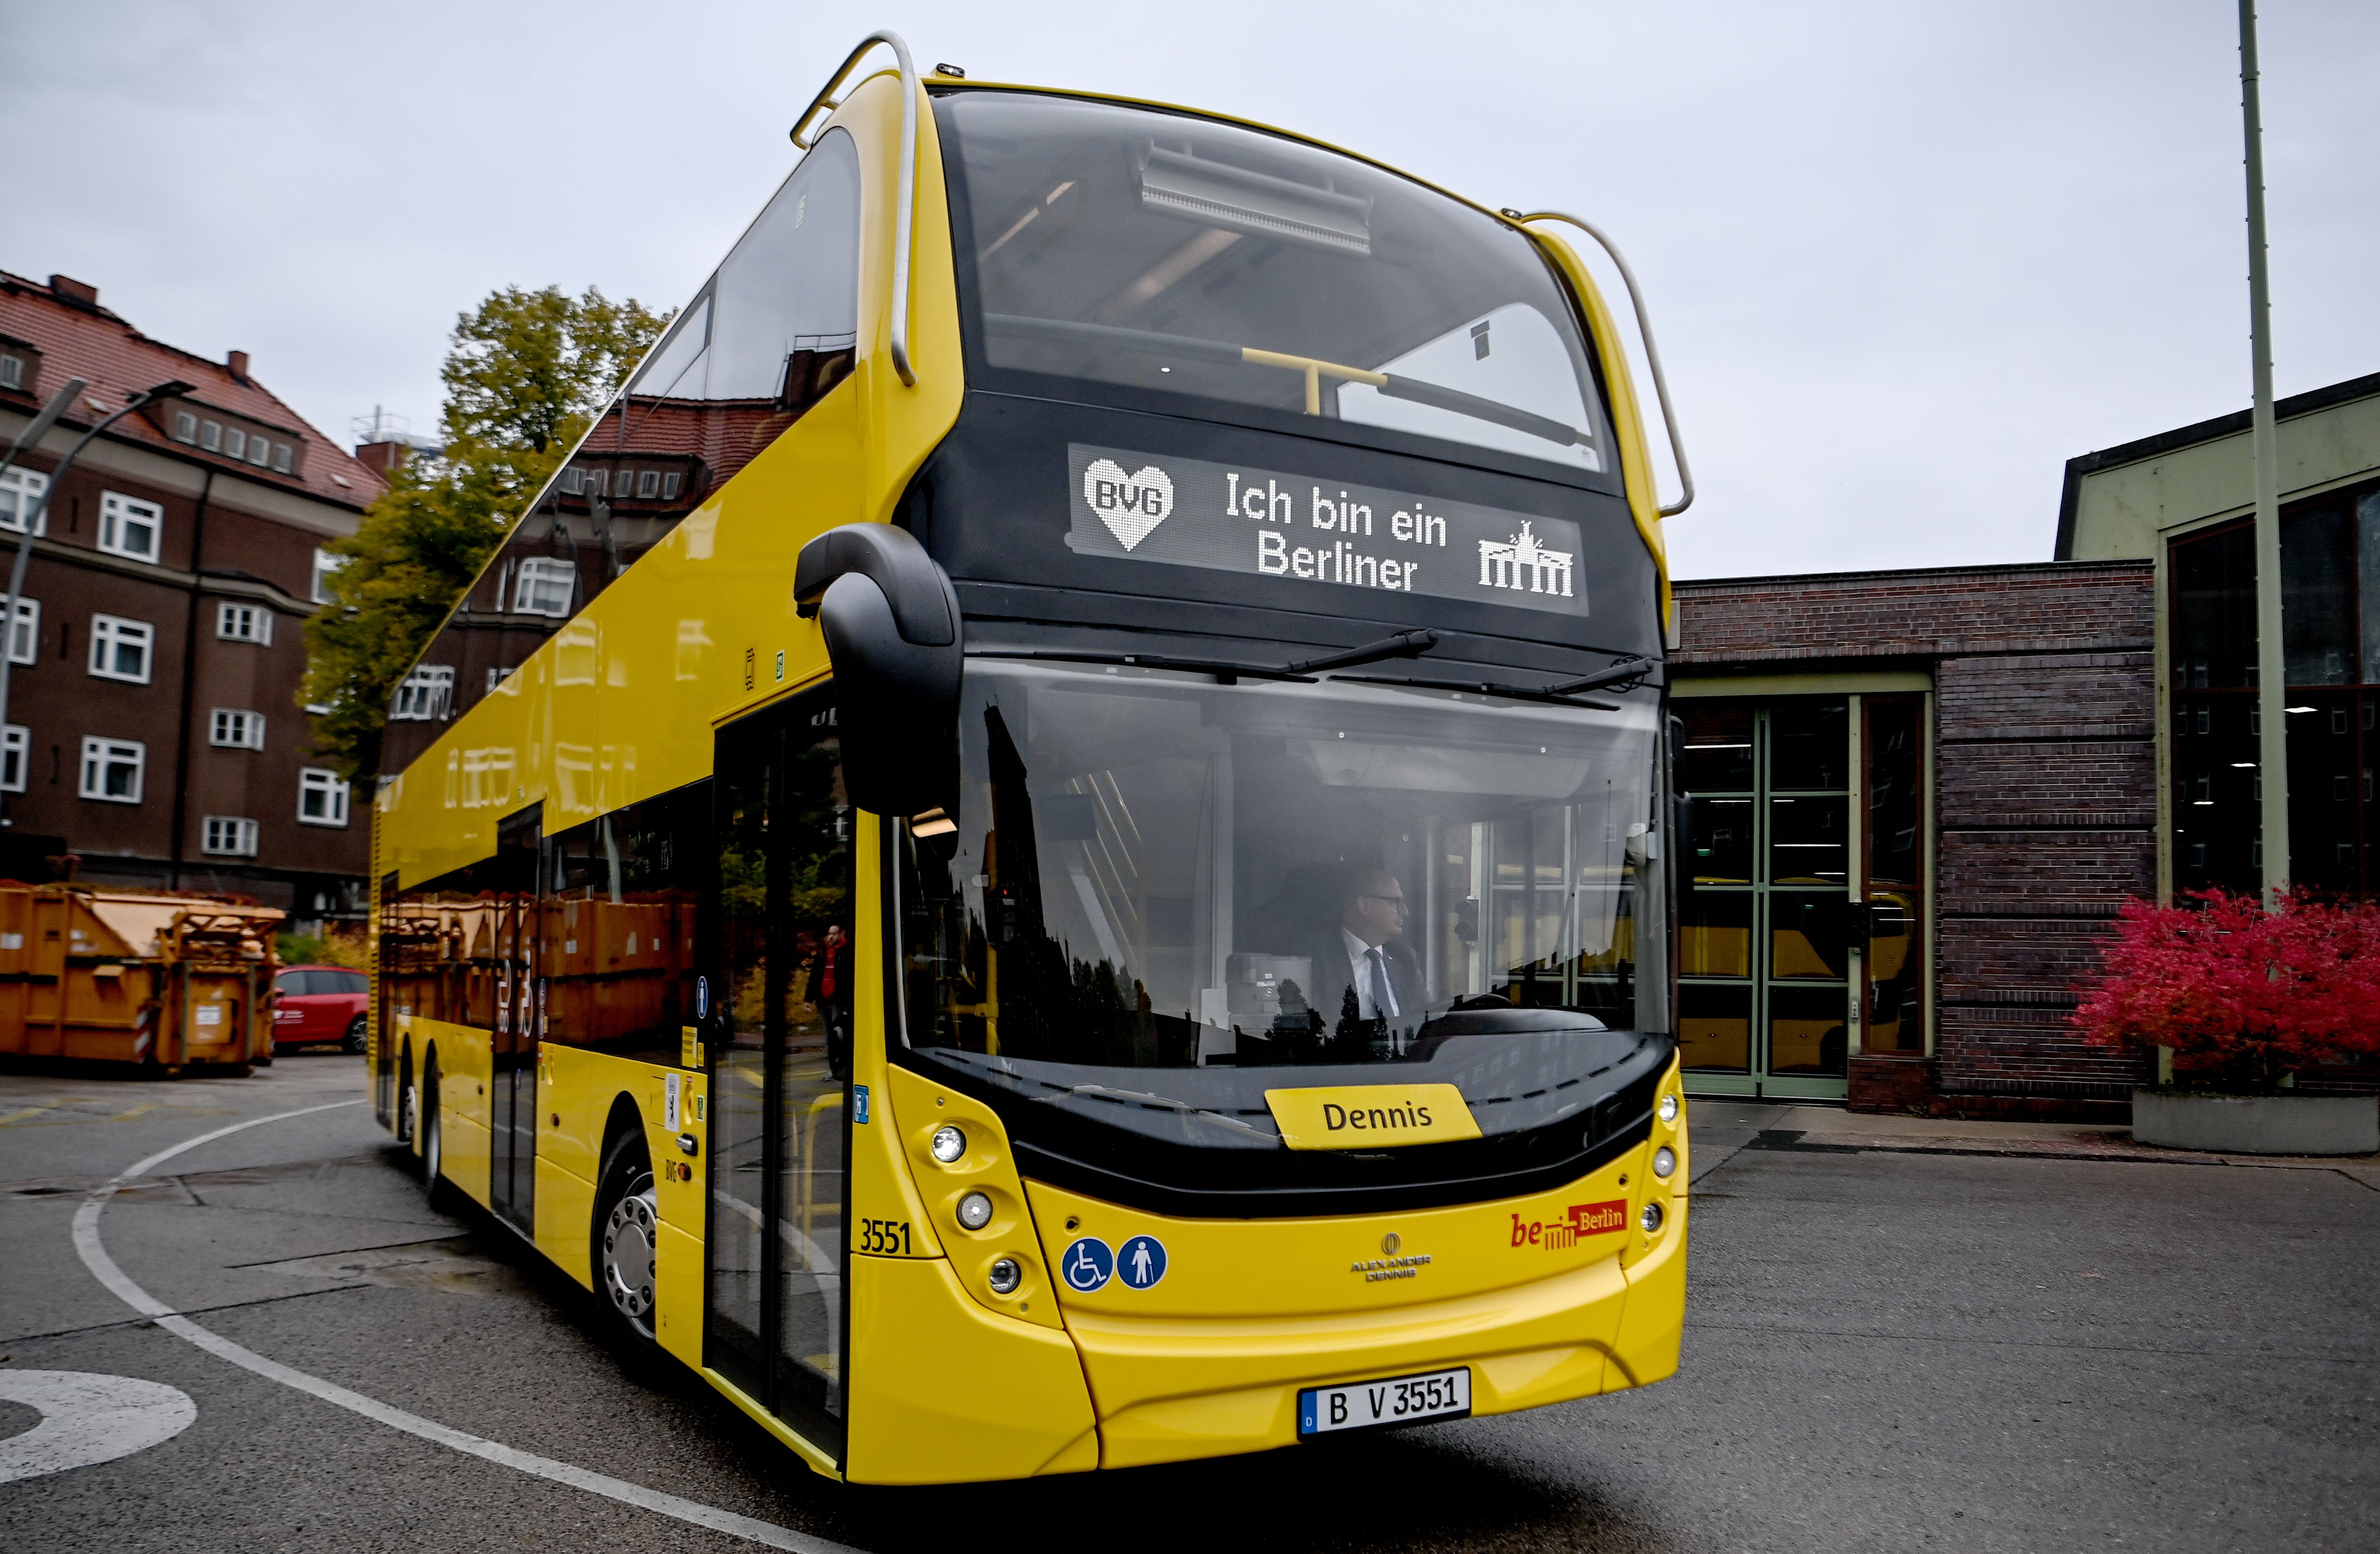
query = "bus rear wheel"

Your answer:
(421, 1061), (455, 1212)
(595, 1135), (660, 1348)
